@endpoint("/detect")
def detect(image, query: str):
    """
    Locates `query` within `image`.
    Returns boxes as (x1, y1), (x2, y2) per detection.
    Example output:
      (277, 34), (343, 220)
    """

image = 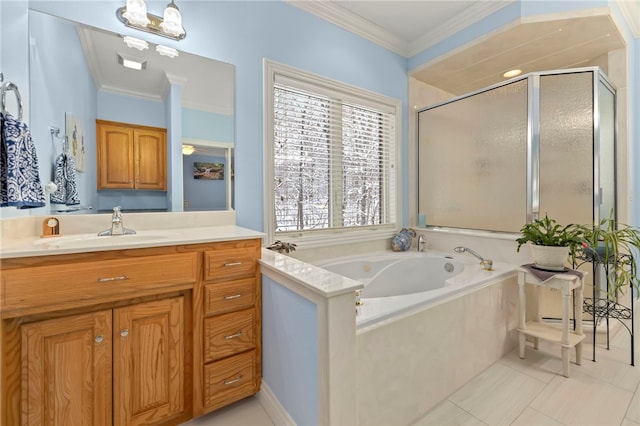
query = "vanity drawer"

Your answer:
(204, 309), (255, 363)
(203, 350), (256, 410)
(204, 278), (256, 316)
(204, 248), (258, 282)
(1, 253), (198, 314)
